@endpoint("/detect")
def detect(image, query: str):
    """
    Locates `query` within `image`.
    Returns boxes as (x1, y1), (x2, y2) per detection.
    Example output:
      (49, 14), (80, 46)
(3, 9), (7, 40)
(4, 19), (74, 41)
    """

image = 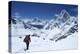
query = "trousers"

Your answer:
(26, 42), (29, 50)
